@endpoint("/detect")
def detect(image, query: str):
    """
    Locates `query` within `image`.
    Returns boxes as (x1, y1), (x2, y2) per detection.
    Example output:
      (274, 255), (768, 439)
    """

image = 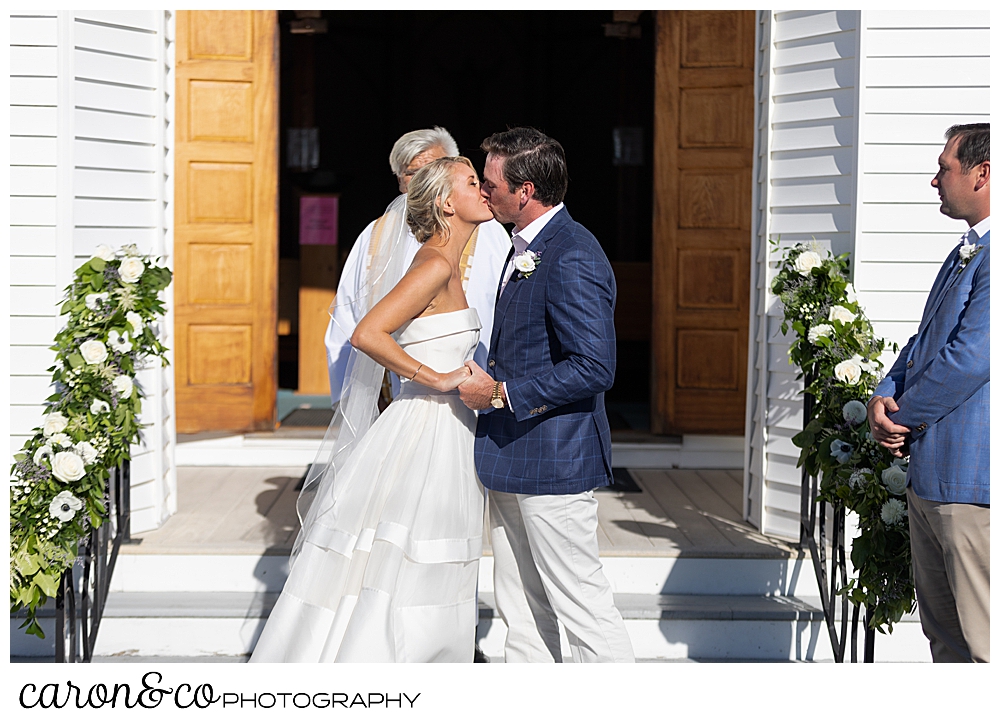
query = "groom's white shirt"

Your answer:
(325, 202), (510, 404)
